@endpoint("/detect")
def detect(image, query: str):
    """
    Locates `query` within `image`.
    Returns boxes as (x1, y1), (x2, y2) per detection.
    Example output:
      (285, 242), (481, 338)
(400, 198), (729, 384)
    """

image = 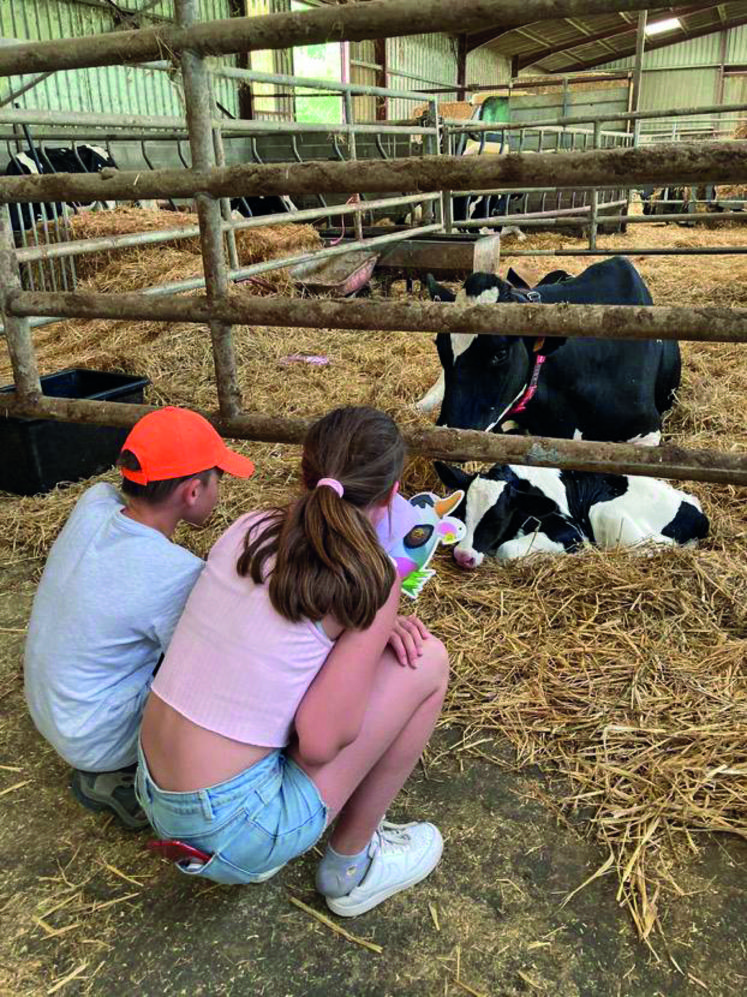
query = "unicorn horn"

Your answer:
(434, 491), (464, 518)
